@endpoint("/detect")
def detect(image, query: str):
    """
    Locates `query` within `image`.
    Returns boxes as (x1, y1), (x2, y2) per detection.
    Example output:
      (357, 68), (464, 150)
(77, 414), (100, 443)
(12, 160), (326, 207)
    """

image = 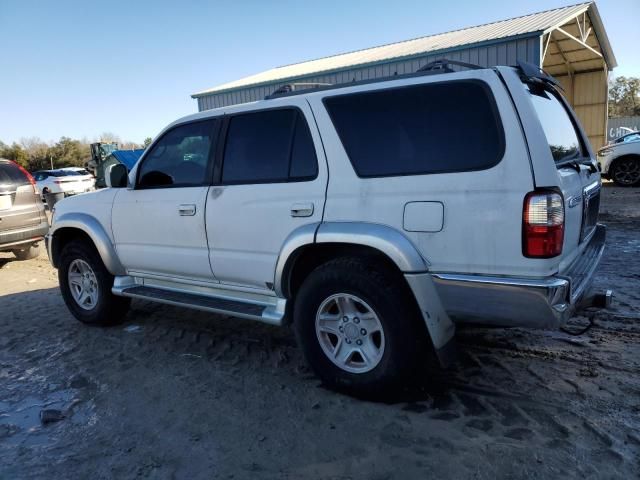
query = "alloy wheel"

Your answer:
(613, 158), (640, 186)
(315, 293), (385, 374)
(68, 259), (99, 310)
